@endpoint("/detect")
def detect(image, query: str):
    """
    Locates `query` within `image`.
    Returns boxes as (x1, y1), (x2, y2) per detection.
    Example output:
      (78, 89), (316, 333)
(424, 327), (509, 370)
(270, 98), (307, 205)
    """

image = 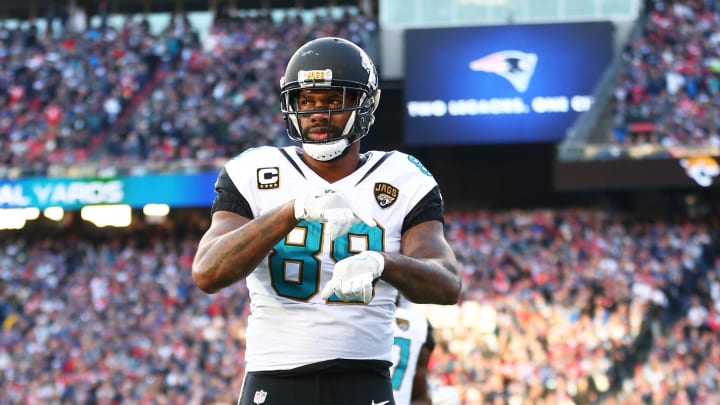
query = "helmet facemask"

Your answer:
(282, 84), (378, 161)
(279, 37), (381, 161)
